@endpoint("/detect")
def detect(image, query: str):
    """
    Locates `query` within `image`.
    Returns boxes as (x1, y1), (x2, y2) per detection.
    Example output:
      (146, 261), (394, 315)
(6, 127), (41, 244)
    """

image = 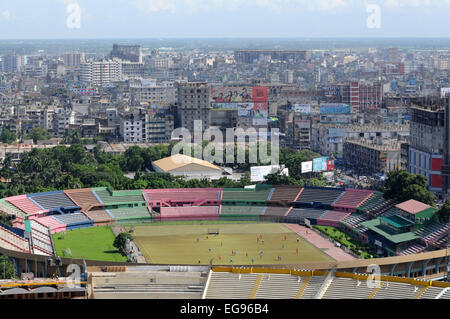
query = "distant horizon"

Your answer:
(3, 1), (450, 39)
